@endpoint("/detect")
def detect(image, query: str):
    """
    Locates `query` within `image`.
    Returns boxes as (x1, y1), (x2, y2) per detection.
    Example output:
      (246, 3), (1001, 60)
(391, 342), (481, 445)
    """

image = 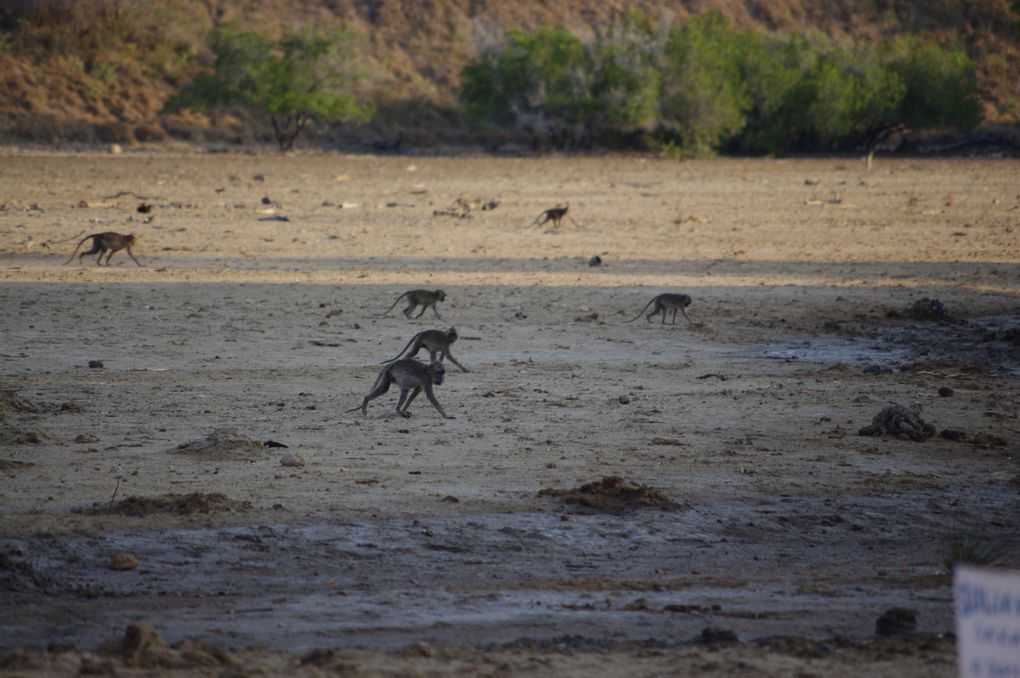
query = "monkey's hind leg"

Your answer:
(403, 303), (417, 319)
(359, 376), (392, 415)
